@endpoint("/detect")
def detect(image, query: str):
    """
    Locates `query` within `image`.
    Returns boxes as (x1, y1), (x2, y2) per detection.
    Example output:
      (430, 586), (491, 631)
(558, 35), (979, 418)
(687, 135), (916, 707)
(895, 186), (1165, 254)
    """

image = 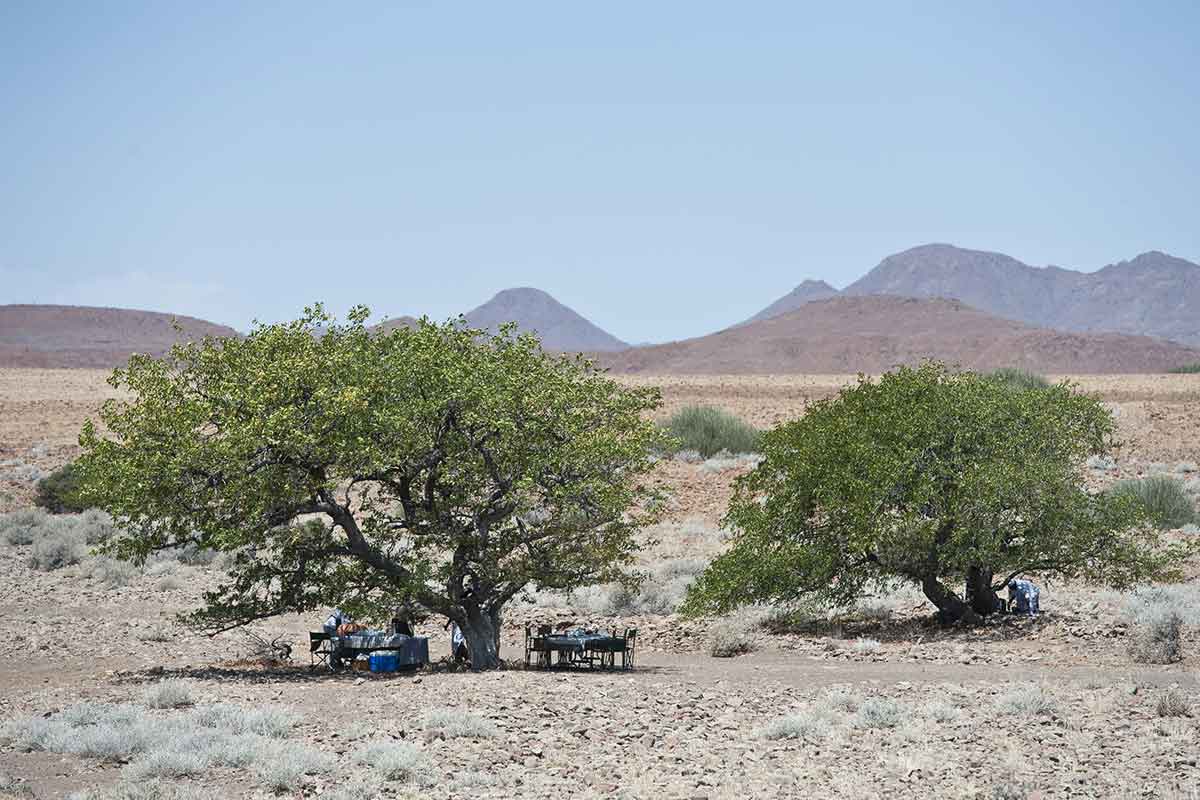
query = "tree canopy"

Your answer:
(682, 362), (1191, 623)
(78, 305), (667, 667)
